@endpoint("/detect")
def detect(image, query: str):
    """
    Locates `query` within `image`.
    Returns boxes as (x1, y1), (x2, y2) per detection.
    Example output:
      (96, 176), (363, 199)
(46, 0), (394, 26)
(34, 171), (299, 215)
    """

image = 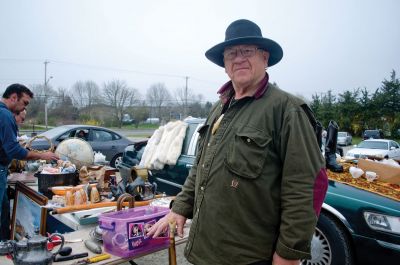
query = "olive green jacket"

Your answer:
(172, 83), (328, 265)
